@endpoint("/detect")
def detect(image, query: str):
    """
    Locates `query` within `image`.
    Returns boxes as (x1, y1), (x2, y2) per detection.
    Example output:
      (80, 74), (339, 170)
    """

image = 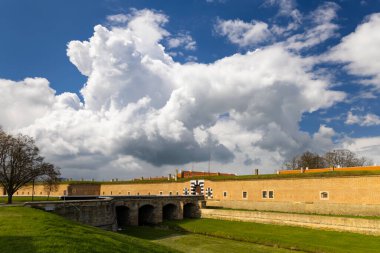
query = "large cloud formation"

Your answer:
(327, 13), (380, 88)
(3, 8), (379, 179)
(325, 12), (380, 165)
(0, 78), (56, 129)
